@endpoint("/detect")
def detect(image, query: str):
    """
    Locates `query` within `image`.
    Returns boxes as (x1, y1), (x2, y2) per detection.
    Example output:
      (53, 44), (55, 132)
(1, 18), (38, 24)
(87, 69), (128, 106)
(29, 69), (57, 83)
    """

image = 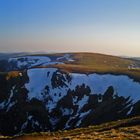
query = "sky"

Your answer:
(0, 0), (140, 57)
